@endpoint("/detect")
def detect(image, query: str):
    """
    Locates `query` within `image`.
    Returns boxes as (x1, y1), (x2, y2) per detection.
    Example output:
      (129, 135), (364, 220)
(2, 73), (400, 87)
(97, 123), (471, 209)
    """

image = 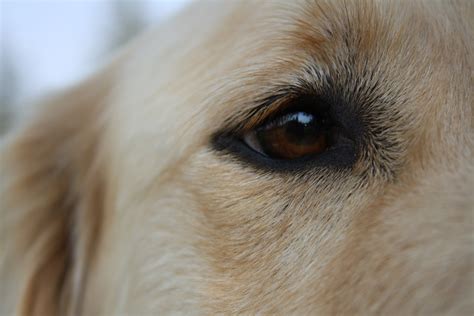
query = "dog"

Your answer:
(1, 0), (473, 314)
